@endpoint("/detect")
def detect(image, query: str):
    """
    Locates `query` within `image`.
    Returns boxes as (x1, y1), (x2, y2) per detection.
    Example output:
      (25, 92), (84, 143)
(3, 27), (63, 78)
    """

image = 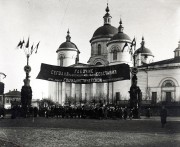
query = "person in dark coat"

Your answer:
(123, 107), (128, 120)
(146, 108), (151, 118)
(160, 106), (167, 128)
